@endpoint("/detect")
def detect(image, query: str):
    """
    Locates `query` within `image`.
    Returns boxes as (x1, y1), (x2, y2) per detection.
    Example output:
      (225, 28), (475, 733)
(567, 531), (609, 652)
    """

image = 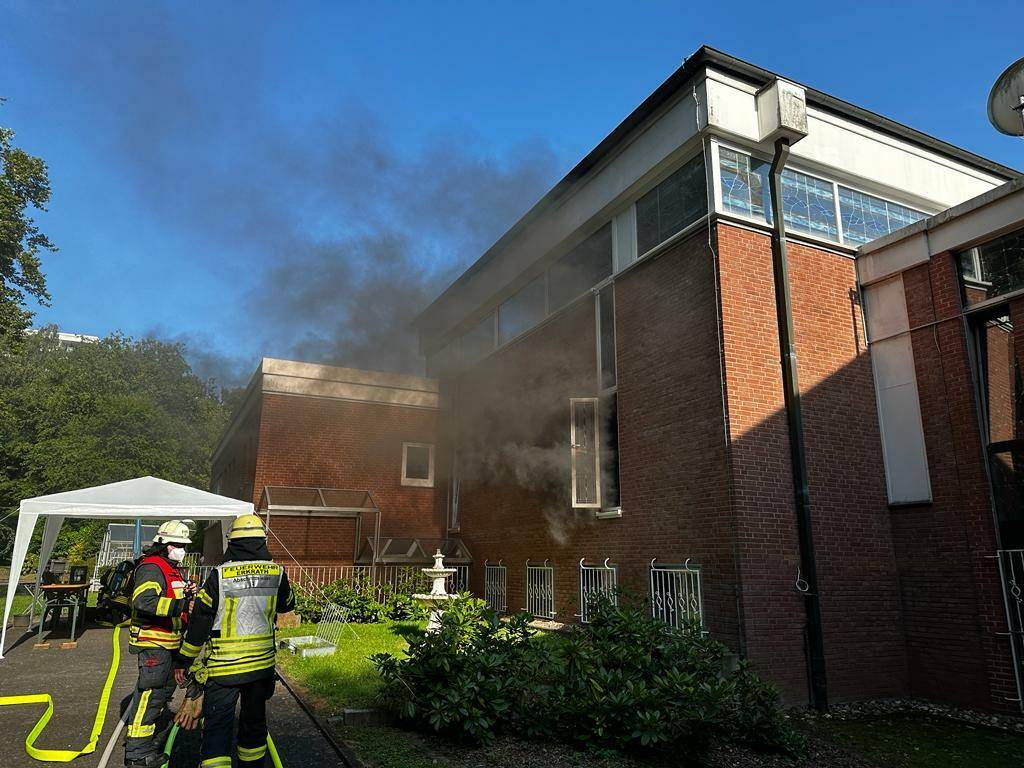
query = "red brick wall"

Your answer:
(450, 230), (739, 641)
(894, 255), (1018, 712)
(219, 393), (443, 566)
(716, 223), (906, 704)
